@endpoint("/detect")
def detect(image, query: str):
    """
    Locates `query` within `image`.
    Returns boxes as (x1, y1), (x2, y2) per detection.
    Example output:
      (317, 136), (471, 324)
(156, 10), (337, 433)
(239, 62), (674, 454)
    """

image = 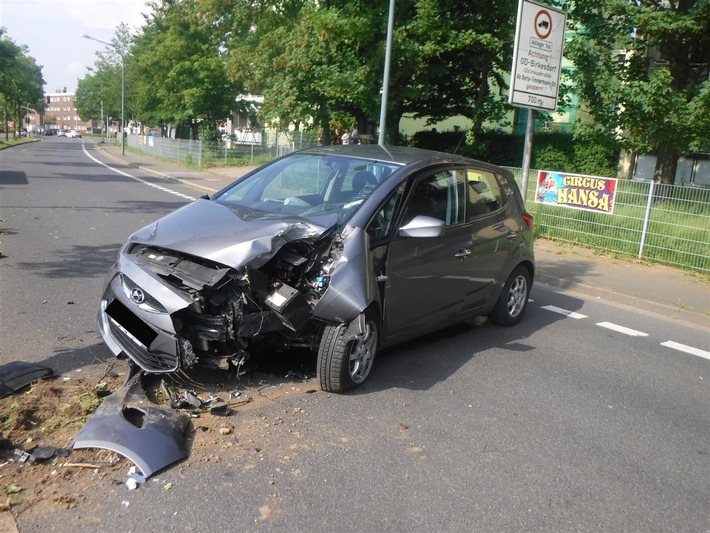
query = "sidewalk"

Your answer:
(94, 140), (710, 328)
